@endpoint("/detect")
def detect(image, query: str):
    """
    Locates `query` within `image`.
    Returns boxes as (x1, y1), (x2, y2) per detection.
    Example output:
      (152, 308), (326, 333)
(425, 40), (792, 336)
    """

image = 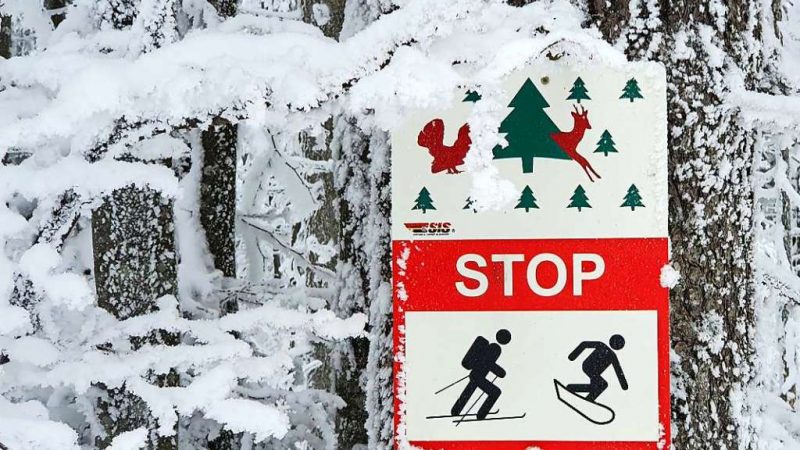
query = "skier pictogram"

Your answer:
(492, 78), (600, 181)
(417, 118), (472, 174)
(554, 334), (629, 425)
(427, 329), (526, 425)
